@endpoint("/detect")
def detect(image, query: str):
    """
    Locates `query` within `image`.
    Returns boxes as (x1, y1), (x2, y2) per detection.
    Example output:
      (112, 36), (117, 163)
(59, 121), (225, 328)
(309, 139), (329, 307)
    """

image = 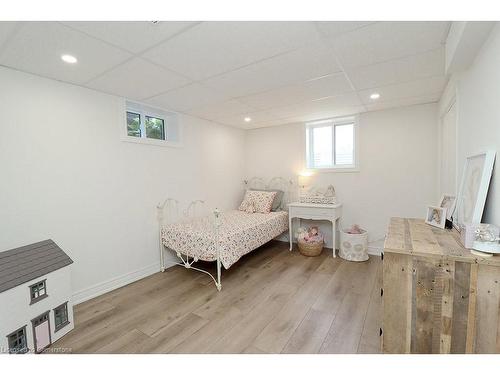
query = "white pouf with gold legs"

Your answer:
(339, 228), (369, 262)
